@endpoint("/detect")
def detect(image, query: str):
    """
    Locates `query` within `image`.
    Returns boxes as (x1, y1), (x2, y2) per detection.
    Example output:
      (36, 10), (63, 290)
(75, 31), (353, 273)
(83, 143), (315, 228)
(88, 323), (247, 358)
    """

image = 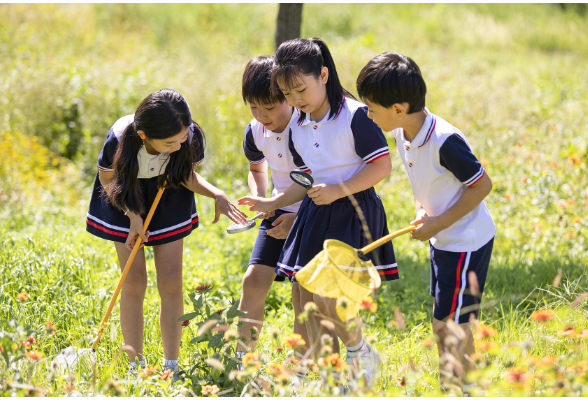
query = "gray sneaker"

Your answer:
(346, 343), (380, 387)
